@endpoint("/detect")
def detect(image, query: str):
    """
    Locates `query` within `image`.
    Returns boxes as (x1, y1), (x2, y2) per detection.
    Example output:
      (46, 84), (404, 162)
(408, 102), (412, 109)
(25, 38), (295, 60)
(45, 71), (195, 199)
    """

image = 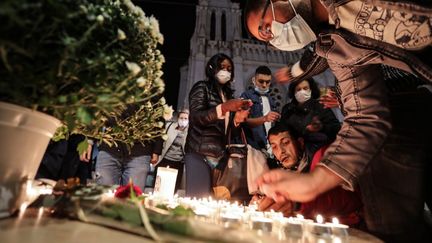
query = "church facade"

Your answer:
(177, 0), (335, 112)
